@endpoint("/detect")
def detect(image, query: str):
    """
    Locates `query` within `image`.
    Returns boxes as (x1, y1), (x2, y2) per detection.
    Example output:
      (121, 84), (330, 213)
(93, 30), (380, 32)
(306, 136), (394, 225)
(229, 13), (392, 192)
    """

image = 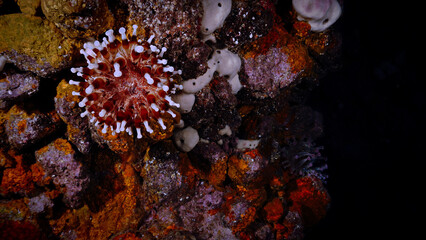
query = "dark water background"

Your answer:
(301, 1), (423, 239)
